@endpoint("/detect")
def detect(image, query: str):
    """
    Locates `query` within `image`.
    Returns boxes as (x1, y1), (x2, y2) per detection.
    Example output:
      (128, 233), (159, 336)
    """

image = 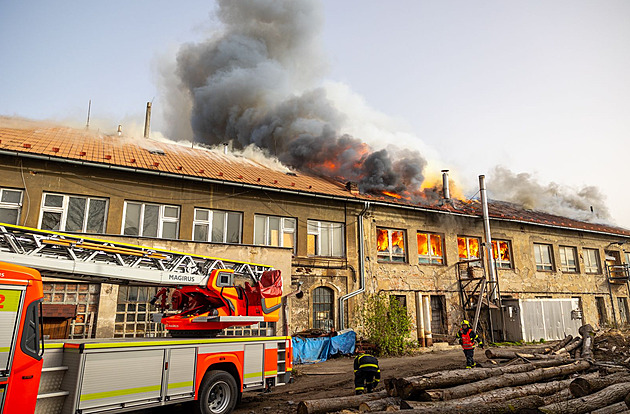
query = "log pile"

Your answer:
(295, 324), (630, 413)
